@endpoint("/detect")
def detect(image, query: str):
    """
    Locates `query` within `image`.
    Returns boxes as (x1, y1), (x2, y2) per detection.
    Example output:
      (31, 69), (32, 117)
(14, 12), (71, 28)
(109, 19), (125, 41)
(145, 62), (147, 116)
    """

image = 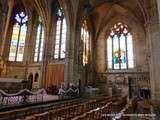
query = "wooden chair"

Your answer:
(24, 116), (36, 120)
(49, 110), (59, 120)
